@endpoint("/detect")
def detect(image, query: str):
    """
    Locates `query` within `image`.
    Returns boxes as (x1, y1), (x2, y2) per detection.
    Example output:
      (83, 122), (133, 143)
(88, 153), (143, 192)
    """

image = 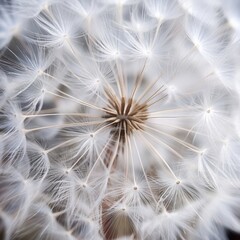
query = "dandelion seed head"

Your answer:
(0, 0), (240, 239)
